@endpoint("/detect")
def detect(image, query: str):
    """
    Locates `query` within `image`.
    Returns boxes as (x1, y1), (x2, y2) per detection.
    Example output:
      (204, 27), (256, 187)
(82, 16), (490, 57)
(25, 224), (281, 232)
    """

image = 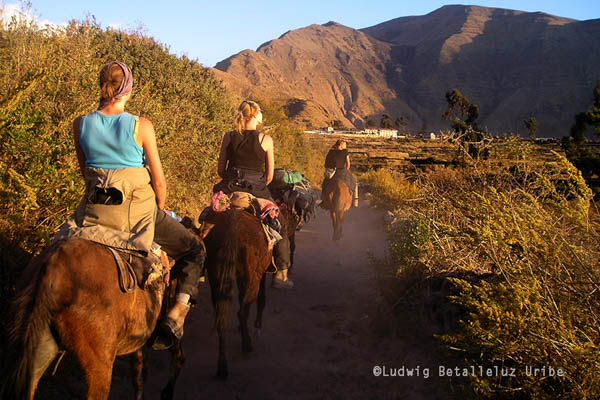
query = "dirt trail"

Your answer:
(38, 200), (450, 399)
